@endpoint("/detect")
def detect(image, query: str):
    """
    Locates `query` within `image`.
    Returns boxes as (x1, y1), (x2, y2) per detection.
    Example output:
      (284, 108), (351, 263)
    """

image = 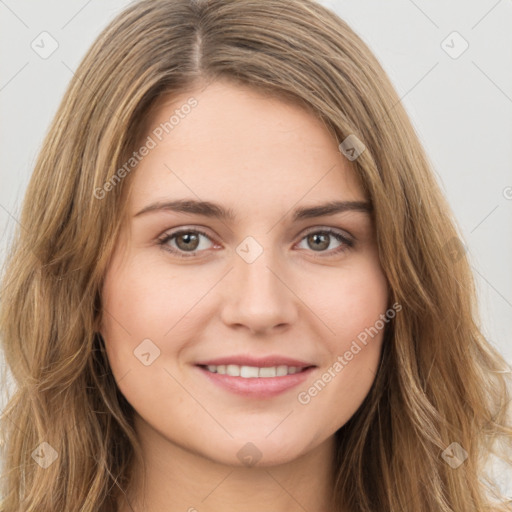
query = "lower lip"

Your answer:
(195, 365), (316, 398)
